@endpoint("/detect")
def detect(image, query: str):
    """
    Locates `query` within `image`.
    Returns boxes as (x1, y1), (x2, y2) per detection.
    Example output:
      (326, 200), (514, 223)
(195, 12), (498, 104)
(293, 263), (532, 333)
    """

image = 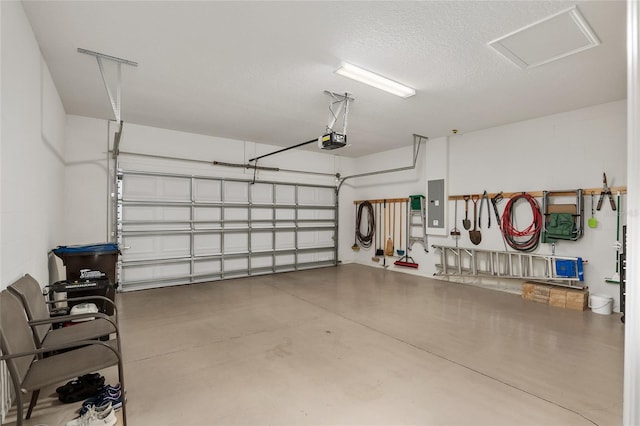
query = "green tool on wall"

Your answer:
(588, 192), (598, 228)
